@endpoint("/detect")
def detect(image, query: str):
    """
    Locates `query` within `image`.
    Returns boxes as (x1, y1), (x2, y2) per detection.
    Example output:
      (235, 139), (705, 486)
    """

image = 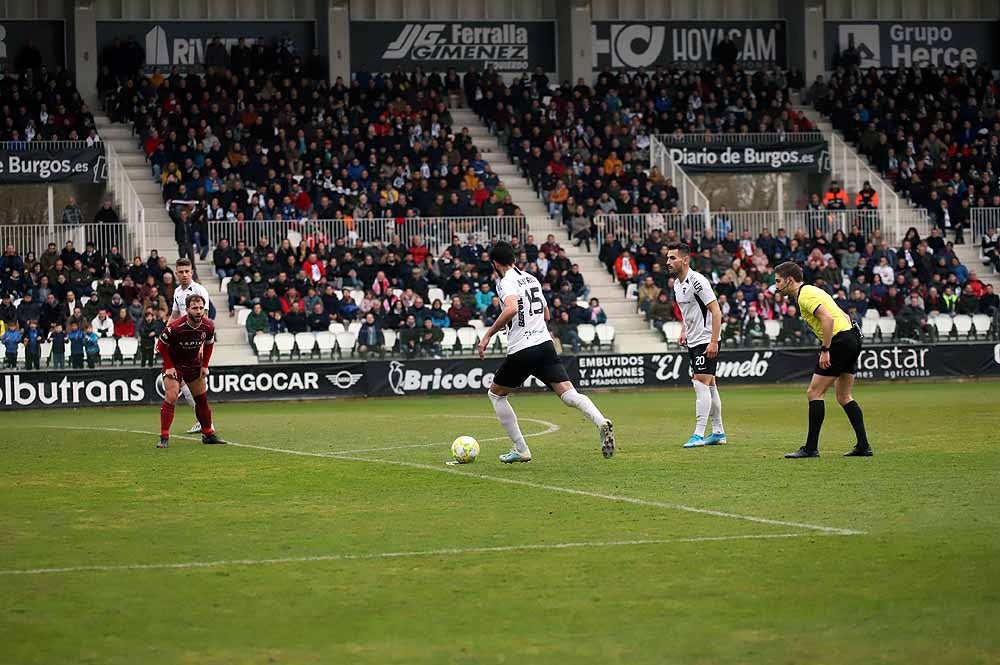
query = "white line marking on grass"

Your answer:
(33, 425), (866, 537)
(0, 532), (829, 576)
(327, 416), (560, 455)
